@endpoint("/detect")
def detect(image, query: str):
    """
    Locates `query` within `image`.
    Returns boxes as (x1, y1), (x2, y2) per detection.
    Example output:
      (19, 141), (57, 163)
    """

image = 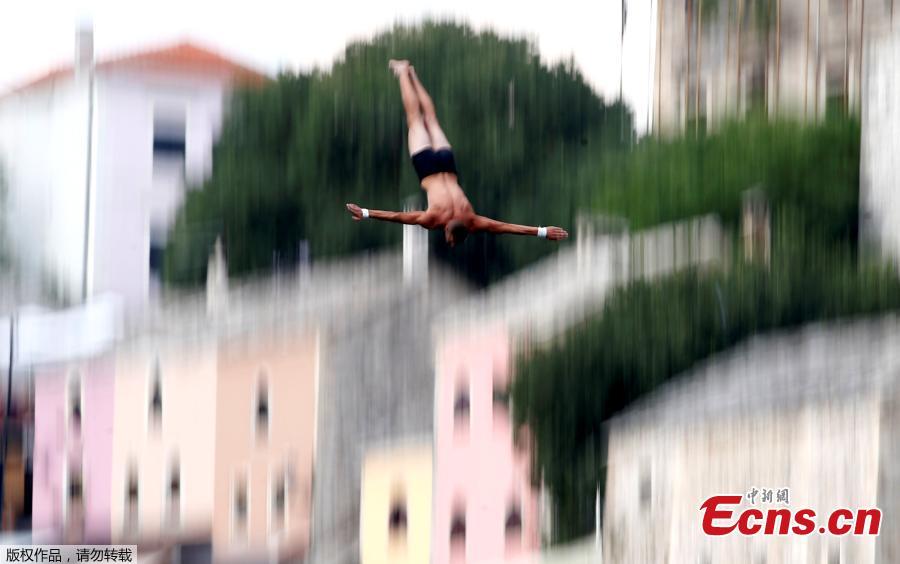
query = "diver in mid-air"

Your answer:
(346, 60), (568, 247)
